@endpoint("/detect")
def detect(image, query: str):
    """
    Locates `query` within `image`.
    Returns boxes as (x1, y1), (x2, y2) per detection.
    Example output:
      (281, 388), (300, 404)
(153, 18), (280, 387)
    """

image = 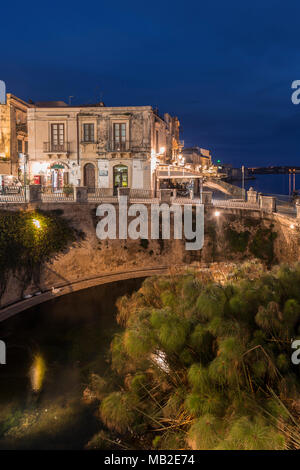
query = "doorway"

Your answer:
(50, 163), (67, 190)
(84, 163), (95, 190)
(113, 165), (128, 195)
